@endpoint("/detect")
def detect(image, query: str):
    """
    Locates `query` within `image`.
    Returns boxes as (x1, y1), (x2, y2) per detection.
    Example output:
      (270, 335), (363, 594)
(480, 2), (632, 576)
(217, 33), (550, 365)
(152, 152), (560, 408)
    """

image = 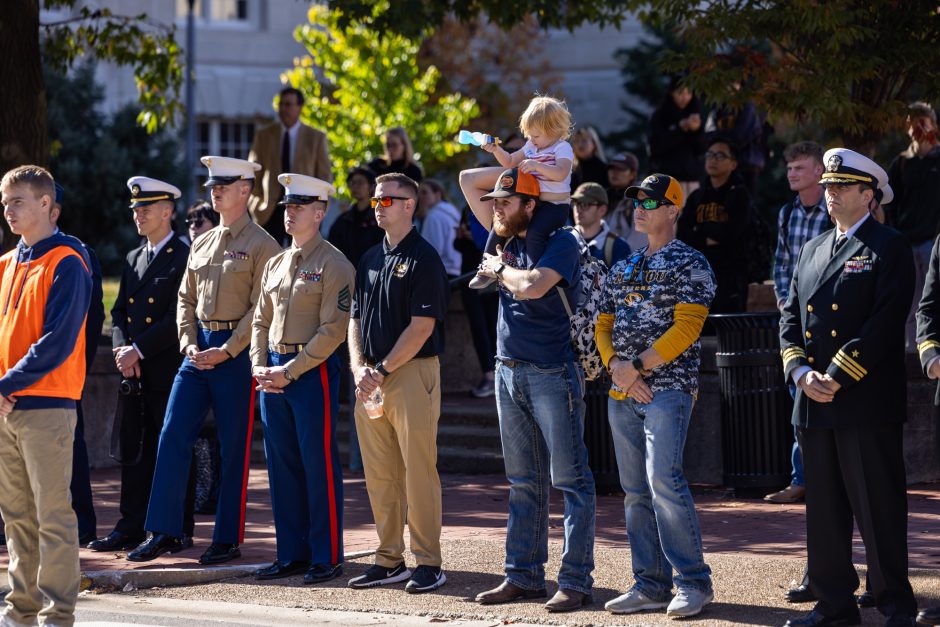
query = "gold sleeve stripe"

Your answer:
(781, 347), (806, 358)
(832, 354), (863, 381)
(918, 339), (940, 357)
(836, 350), (867, 375)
